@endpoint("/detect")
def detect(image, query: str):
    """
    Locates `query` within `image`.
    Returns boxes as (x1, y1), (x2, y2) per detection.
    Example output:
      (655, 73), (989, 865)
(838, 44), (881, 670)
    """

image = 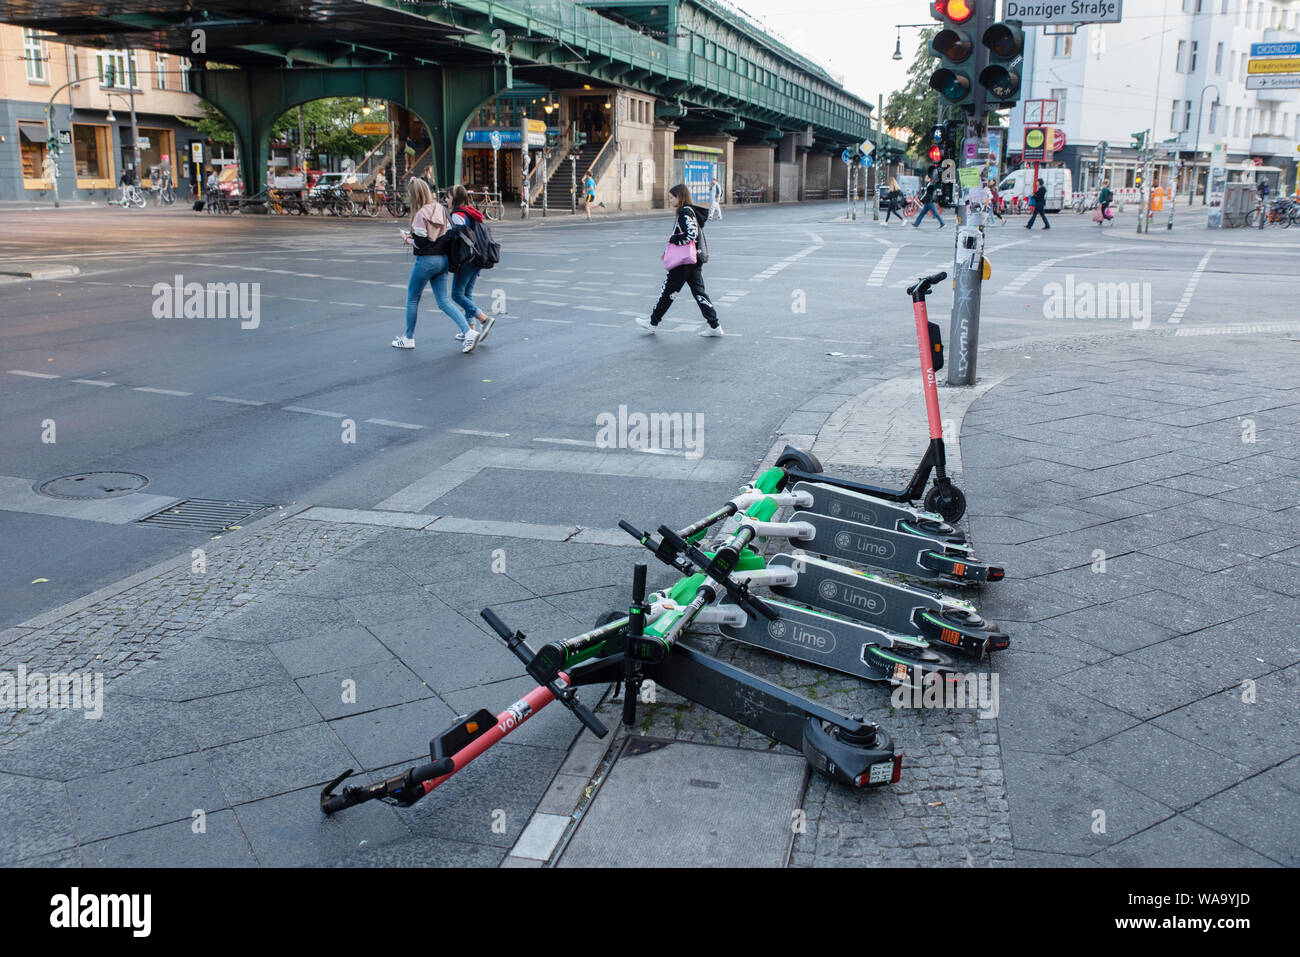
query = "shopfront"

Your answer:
(462, 120), (547, 199)
(672, 144), (725, 200)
